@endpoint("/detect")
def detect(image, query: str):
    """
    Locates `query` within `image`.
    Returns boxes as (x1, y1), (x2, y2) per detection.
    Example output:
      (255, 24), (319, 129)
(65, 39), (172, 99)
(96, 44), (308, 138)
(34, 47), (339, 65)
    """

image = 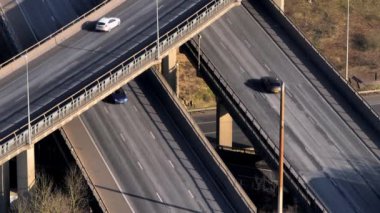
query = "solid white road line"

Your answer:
(79, 117), (135, 213)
